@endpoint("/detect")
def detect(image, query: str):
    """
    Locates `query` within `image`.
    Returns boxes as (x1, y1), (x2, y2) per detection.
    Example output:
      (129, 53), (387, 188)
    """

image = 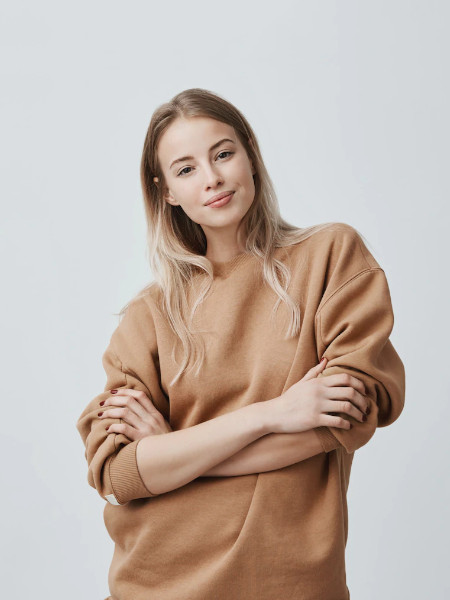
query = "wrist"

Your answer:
(248, 398), (278, 436)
